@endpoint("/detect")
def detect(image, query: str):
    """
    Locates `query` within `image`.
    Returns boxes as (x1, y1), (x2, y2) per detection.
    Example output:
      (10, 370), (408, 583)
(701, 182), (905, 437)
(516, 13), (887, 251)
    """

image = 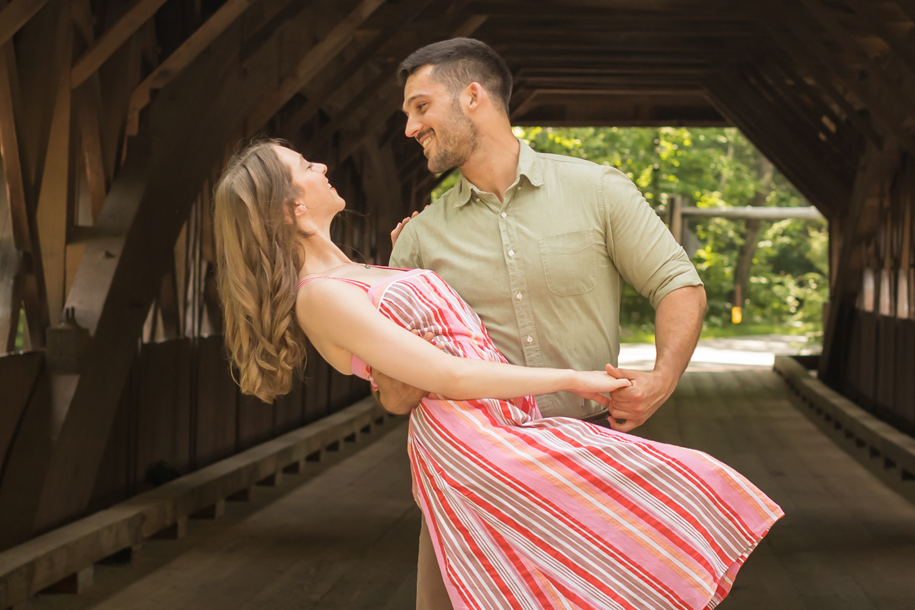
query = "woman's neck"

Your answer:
(298, 230), (351, 276)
